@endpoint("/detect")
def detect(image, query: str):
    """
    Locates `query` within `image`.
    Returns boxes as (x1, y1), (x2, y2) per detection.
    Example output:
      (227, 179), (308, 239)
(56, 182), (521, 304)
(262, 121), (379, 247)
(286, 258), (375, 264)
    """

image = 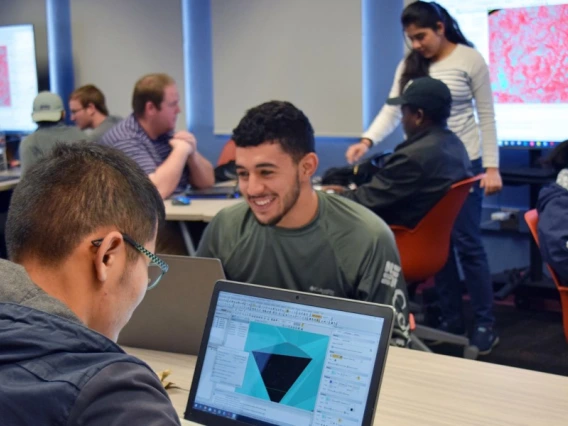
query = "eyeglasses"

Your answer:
(91, 233), (169, 290)
(70, 107), (86, 115)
